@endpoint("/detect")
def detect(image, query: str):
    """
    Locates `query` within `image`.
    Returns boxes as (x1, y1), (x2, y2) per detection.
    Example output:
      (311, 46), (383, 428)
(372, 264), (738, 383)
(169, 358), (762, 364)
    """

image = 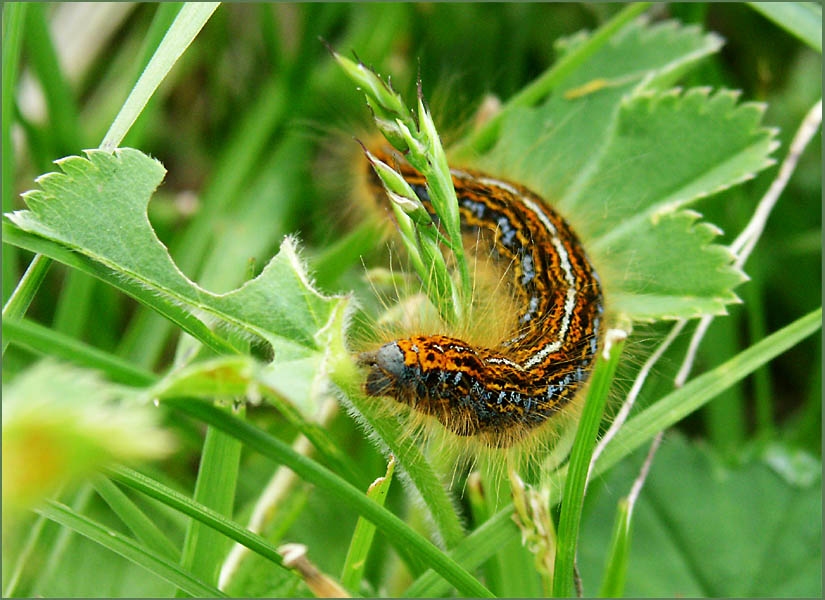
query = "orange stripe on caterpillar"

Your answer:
(359, 151), (603, 447)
